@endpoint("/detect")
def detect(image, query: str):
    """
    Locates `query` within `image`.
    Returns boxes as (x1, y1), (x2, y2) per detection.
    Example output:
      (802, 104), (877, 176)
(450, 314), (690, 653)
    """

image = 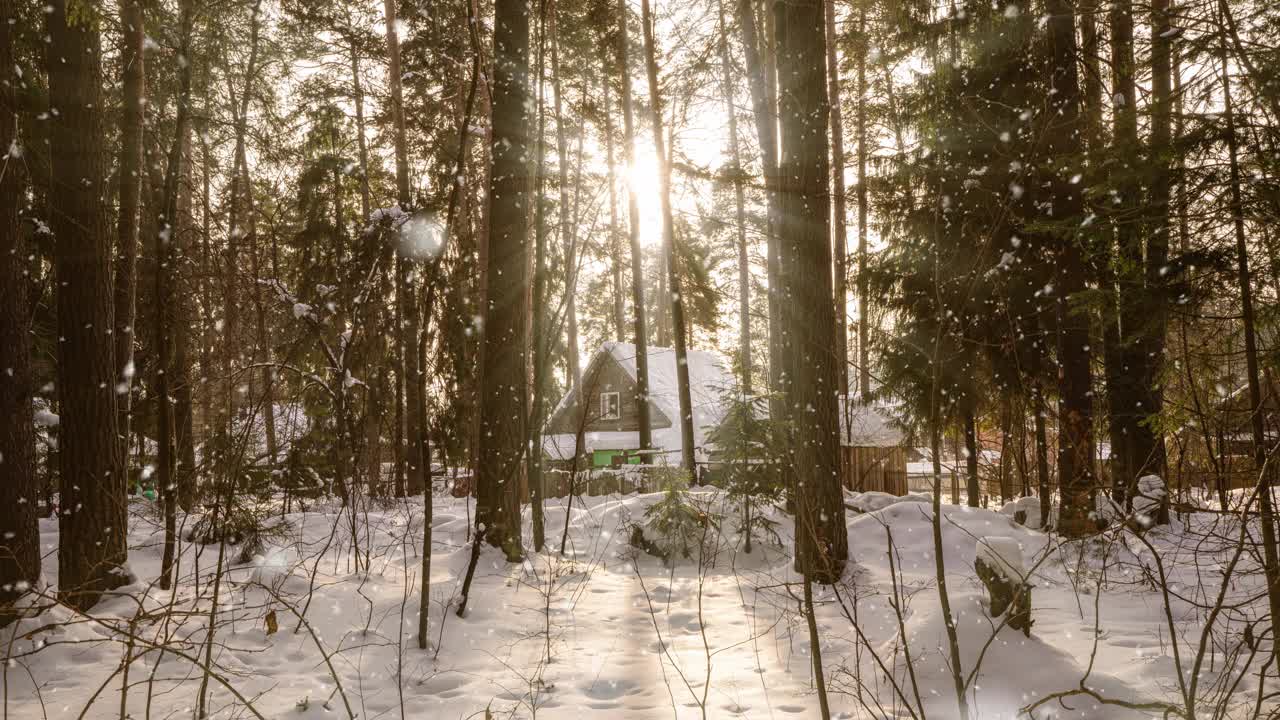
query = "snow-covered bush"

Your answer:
(187, 505), (292, 565)
(631, 468), (716, 565)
